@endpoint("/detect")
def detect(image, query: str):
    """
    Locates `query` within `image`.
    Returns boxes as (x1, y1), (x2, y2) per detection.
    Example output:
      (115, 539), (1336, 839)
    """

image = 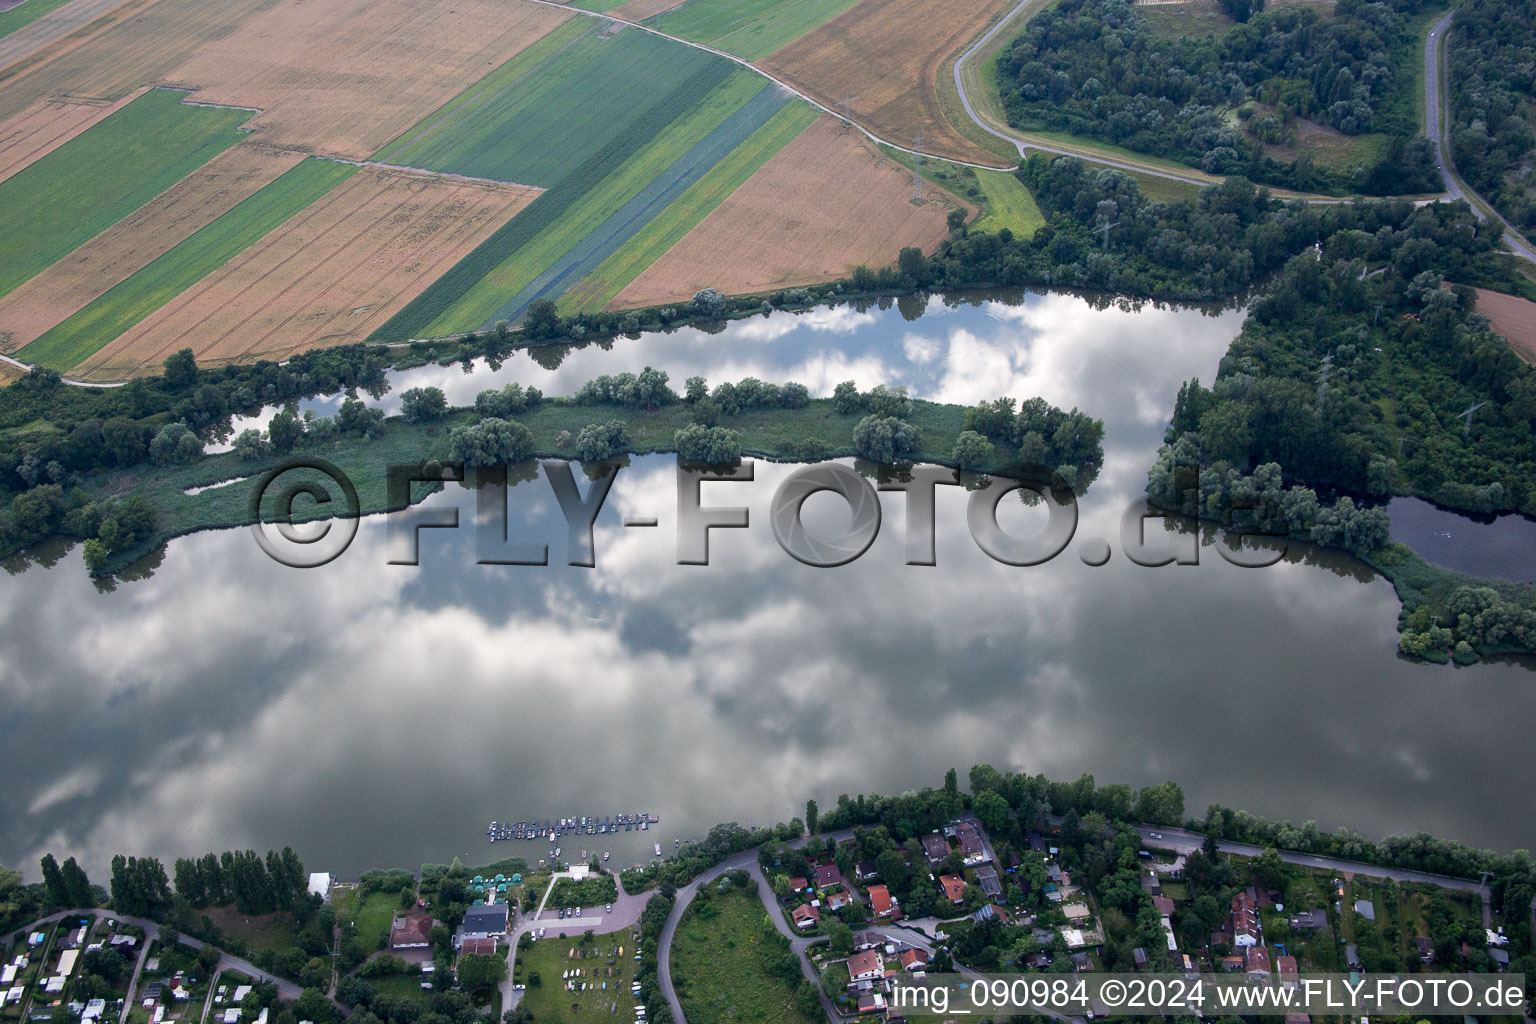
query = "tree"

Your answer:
(574, 419), (629, 462)
(952, 430), (995, 469)
(150, 423), (203, 465)
(832, 381), (863, 415)
(825, 918), (853, 955)
(449, 418), (534, 467)
(691, 288), (727, 318)
(523, 299), (561, 340)
(806, 800), (818, 836)
(852, 415), (918, 465)
(399, 387), (447, 424)
(164, 349), (198, 390)
(673, 424), (741, 464)
(973, 790), (1010, 834)
(61, 857), (93, 908)
(456, 953), (508, 992)
(684, 376), (709, 402)
(40, 854), (67, 907)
